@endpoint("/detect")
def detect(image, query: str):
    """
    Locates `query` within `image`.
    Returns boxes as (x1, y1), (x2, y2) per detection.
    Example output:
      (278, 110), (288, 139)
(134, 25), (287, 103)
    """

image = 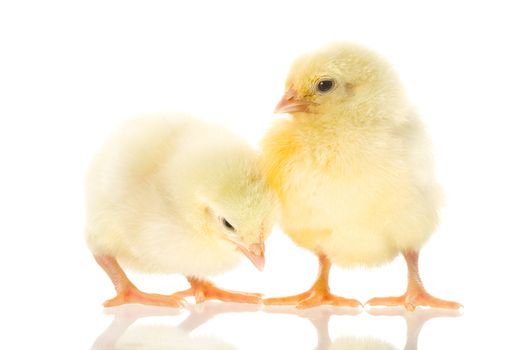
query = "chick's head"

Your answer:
(276, 42), (407, 125)
(197, 149), (278, 271)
